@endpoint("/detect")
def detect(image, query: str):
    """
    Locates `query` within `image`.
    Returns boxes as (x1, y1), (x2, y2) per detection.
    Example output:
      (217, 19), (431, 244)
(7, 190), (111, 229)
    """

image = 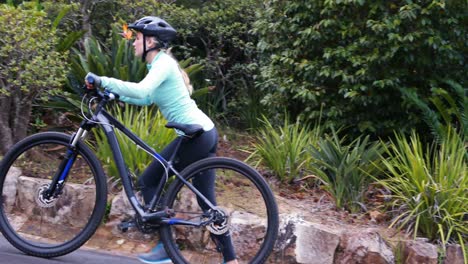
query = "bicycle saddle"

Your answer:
(165, 122), (204, 138)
